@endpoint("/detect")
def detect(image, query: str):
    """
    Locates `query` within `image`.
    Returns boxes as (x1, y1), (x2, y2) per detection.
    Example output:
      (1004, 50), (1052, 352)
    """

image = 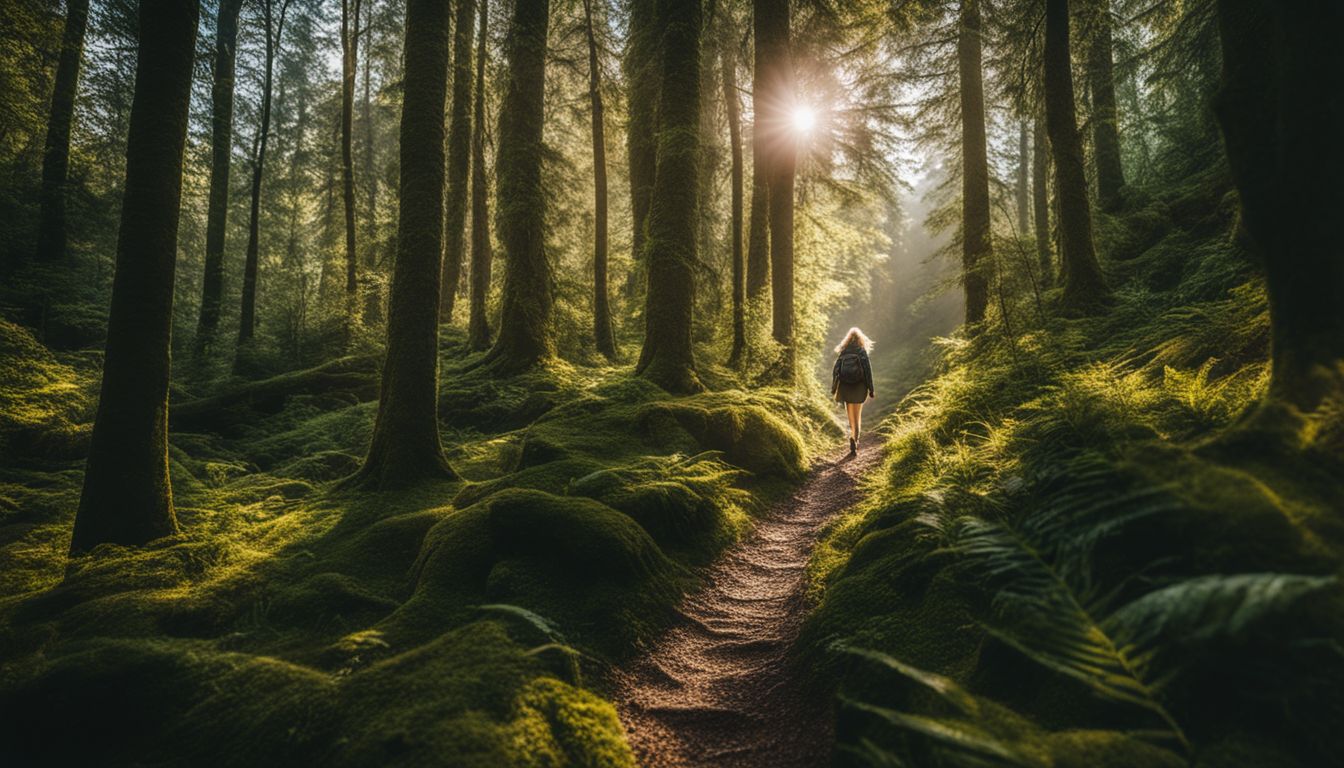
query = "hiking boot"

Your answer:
(849, 437), (857, 455)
